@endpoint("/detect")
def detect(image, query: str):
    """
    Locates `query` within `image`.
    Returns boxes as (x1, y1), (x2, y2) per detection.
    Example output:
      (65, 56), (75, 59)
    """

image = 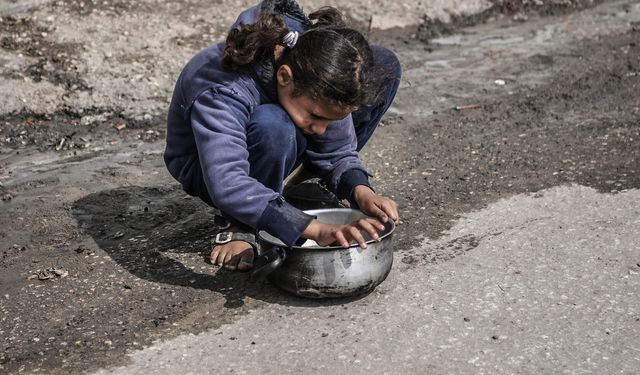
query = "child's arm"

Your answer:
(190, 89), (313, 246)
(303, 115), (371, 198)
(303, 115), (400, 225)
